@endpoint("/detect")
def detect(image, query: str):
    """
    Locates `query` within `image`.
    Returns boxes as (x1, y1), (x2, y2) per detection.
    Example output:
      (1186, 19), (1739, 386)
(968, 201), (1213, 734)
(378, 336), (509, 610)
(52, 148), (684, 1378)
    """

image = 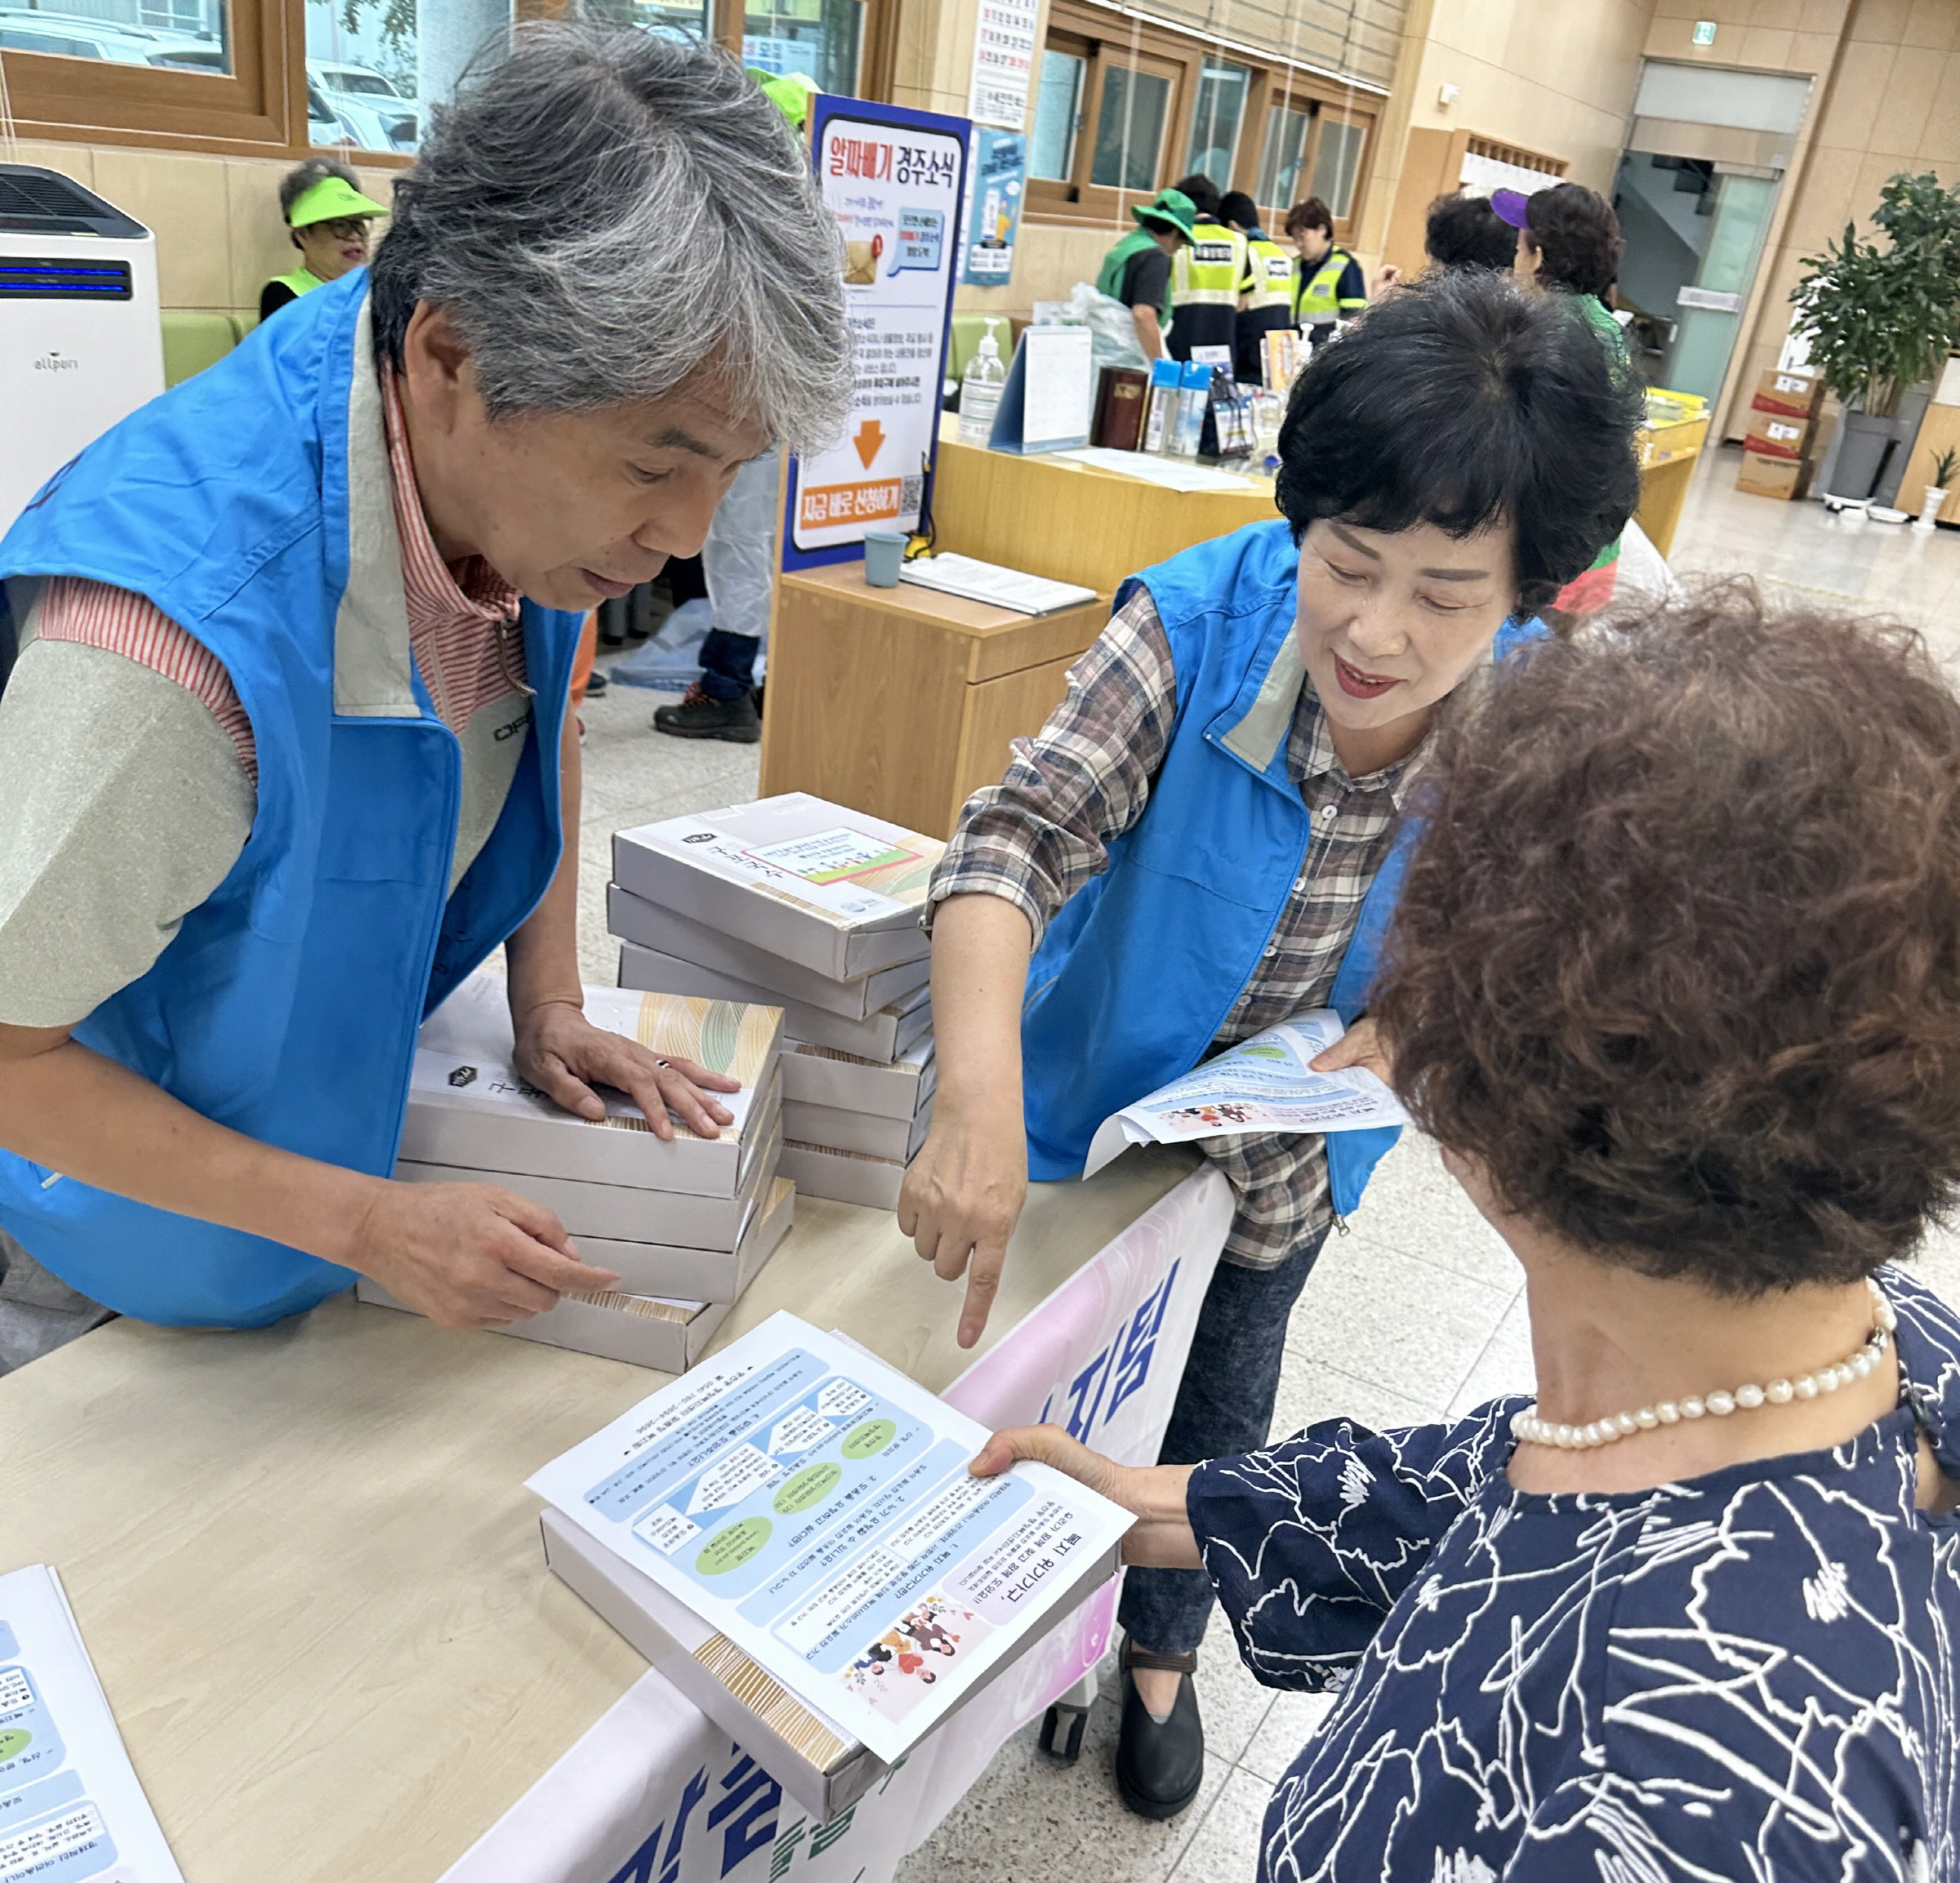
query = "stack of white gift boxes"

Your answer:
(608, 794), (938, 1212)
(359, 968), (791, 1372)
